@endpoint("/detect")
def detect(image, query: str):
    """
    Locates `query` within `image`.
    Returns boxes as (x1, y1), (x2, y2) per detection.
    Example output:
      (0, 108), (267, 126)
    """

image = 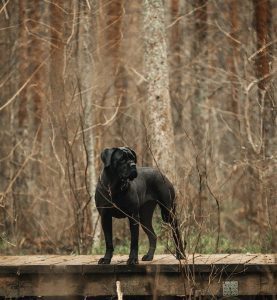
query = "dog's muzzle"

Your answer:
(129, 162), (137, 180)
